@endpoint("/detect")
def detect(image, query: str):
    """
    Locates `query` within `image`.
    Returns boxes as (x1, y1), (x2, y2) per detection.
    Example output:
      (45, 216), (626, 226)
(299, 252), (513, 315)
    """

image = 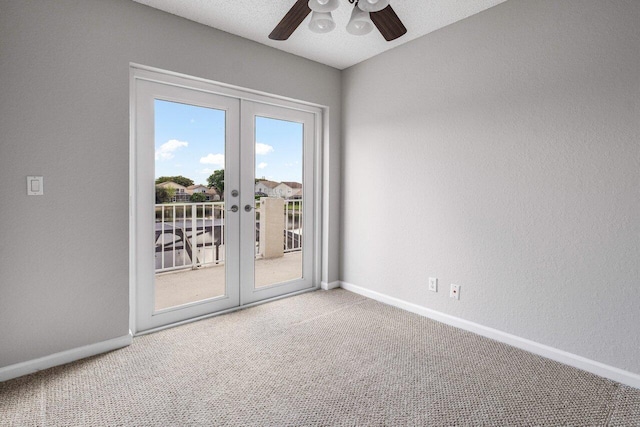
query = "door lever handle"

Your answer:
(228, 205), (239, 213)
(244, 205), (254, 212)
